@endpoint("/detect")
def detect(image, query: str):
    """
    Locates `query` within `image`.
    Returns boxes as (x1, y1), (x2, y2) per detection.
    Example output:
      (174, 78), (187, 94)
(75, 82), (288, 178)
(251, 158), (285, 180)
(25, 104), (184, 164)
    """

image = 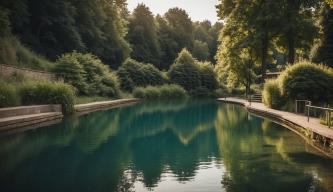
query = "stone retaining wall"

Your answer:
(0, 64), (57, 81)
(0, 105), (62, 118)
